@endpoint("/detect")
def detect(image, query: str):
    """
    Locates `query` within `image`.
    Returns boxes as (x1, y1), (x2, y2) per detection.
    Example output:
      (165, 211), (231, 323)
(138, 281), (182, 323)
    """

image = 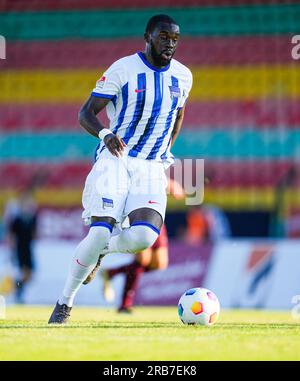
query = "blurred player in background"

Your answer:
(185, 204), (231, 244)
(49, 14), (193, 323)
(4, 188), (38, 303)
(101, 221), (169, 313)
